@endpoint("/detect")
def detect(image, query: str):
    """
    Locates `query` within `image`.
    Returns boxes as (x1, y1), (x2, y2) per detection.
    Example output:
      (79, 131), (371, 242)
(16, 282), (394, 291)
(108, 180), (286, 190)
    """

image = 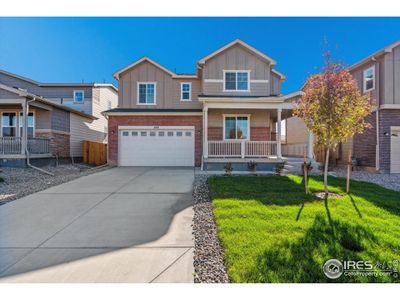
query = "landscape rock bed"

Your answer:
(0, 164), (111, 205)
(333, 168), (400, 192)
(192, 174), (230, 283)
